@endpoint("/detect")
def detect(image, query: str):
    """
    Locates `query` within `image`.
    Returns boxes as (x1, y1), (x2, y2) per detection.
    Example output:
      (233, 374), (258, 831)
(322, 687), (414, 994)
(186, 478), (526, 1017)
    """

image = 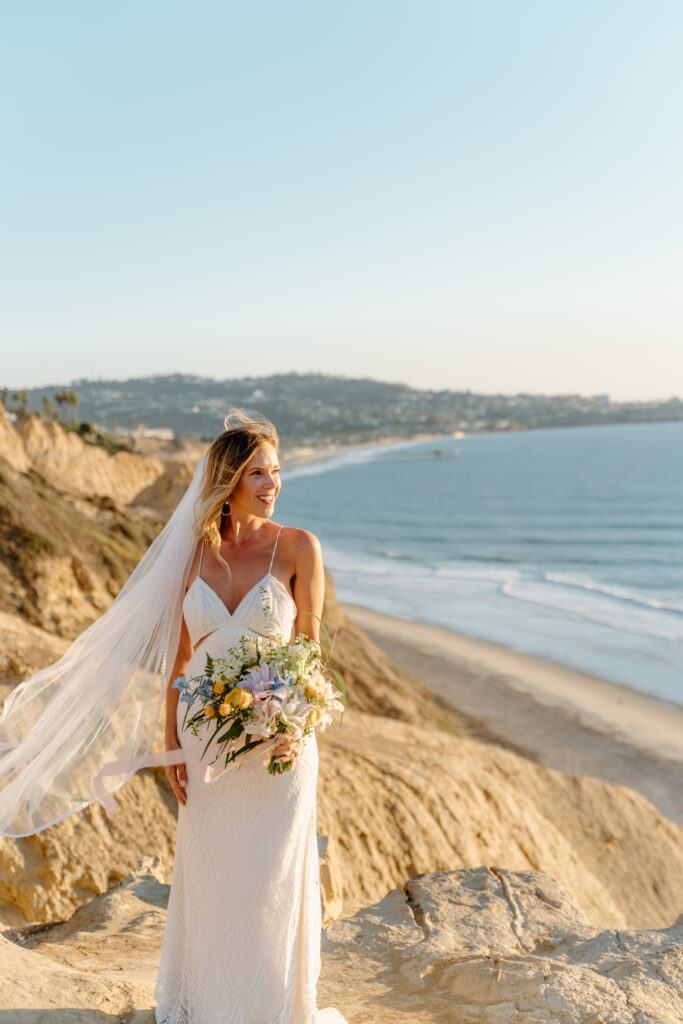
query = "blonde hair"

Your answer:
(194, 408), (280, 571)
